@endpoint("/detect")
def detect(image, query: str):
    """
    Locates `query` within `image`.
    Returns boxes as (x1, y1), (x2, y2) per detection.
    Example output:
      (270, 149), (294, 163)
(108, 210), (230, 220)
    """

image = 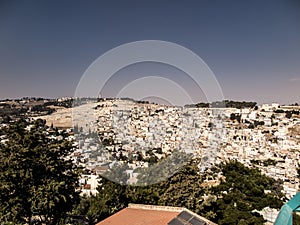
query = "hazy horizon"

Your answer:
(1, 95), (297, 107)
(0, 0), (299, 105)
